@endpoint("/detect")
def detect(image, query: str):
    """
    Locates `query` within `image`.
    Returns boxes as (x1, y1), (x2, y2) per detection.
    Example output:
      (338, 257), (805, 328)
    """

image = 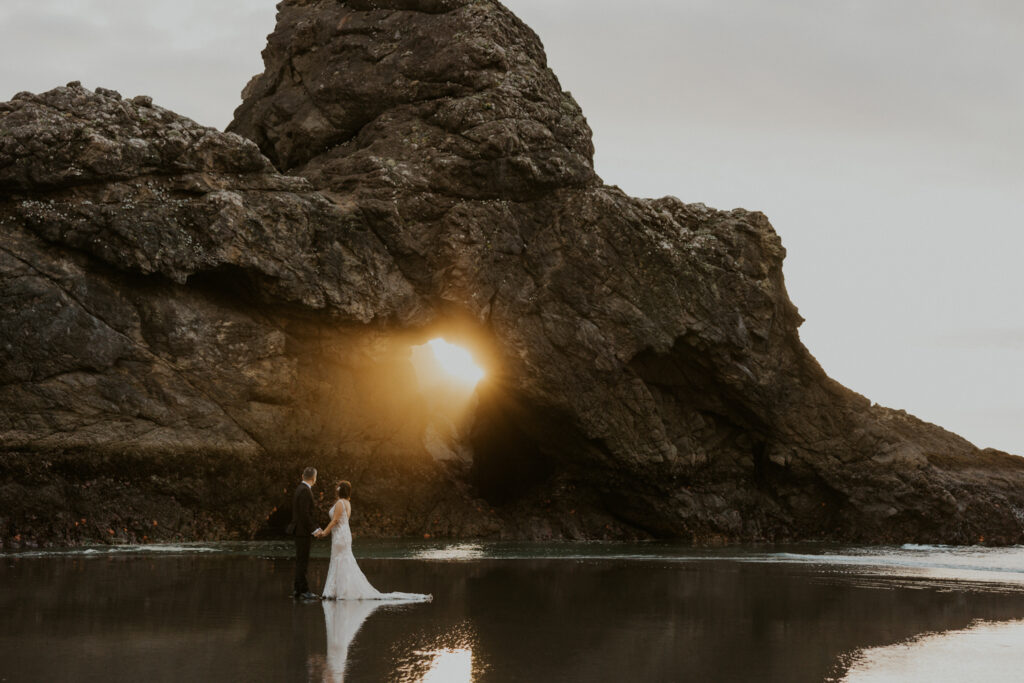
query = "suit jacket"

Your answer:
(290, 483), (316, 536)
